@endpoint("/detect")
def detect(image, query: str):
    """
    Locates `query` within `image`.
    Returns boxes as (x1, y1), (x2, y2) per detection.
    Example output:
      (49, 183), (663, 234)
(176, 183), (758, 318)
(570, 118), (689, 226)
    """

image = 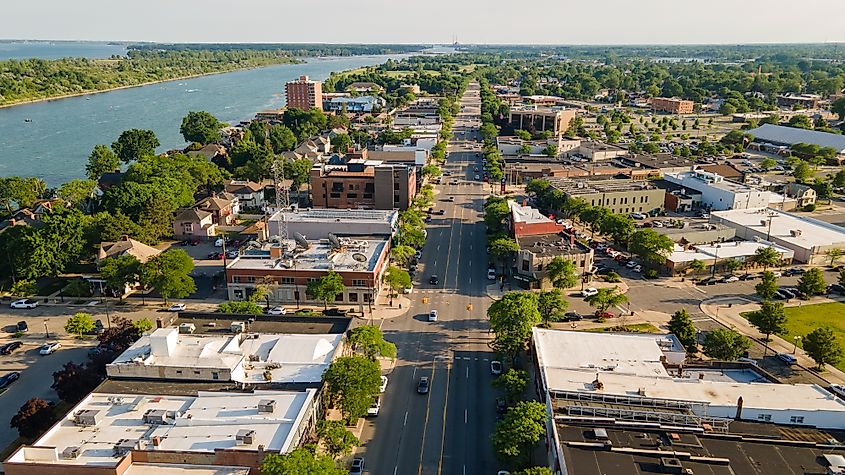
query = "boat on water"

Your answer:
(23, 118), (32, 123)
